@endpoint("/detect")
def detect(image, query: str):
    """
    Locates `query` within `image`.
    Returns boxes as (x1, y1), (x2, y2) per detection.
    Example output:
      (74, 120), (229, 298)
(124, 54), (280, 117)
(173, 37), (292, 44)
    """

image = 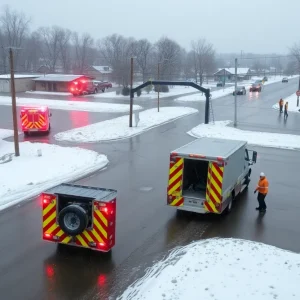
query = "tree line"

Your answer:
(0, 5), (216, 86)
